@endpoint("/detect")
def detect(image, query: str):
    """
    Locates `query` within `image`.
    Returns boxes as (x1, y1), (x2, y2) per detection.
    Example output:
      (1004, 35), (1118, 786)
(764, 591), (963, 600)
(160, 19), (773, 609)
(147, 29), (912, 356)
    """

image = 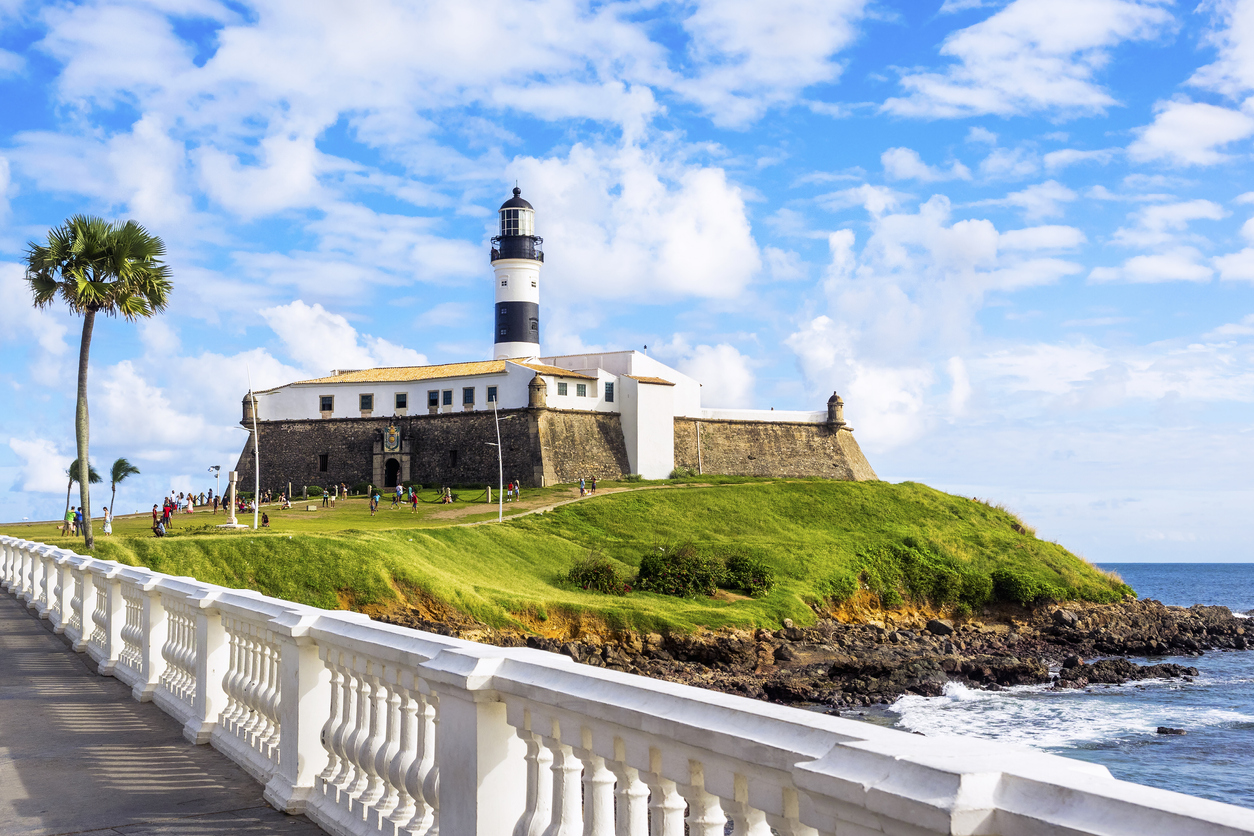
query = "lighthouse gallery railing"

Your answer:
(3, 534), (1251, 836)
